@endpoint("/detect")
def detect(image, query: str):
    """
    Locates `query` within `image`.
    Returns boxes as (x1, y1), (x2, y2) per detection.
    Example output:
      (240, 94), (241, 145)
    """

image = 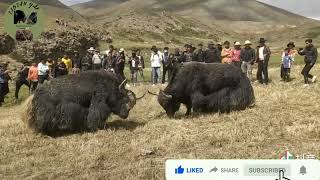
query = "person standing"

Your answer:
(38, 59), (49, 84)
(182, 44), (194, 62)
(82, 47), (95, 71)
(0, 64), (11, 106)
(281, 48), (294, 82)
(62, 55), (72, 73)
(162, 47), (172, 84)
(240, 40), (255, 80)
(73, 51), (82, 70)
(221, 41), (233, 64)
(194, 43), (205, 62)
(55, 58), (68, 77)
(205, 41), (220, 63)
(281, 42), (296, 81)
(129, 51), (140, 86)
(71, 64), (81, 74)
(150, 46), (162, 86)
(136, 49), (145, 82)
(15, 62), (30, 99)
(256, 38), (271, 85)
(298, 38), (318, 87)
(231, 41), (242, 67)
(174, 48), (183, 63)
(92, 50), (102, 70)
(116, 48), (126, 81)
(27, 62), (38, 94)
